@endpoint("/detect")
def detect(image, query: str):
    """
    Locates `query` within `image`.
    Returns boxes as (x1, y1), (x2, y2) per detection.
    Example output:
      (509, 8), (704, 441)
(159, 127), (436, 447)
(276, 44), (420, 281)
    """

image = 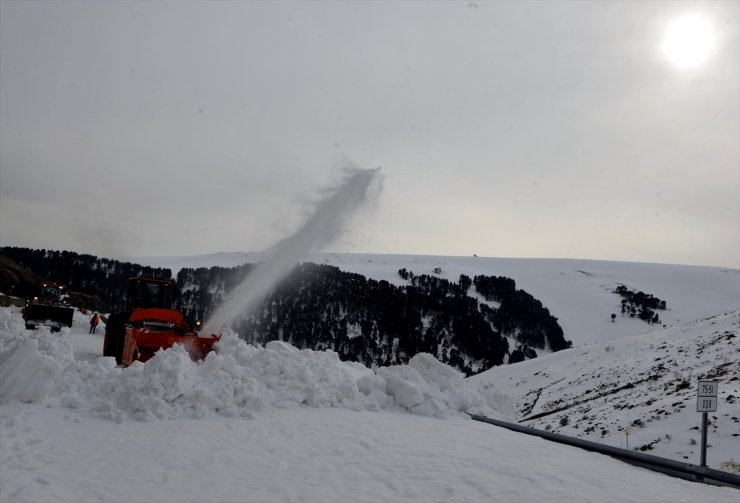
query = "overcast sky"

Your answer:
(1, 1), (738, 268)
